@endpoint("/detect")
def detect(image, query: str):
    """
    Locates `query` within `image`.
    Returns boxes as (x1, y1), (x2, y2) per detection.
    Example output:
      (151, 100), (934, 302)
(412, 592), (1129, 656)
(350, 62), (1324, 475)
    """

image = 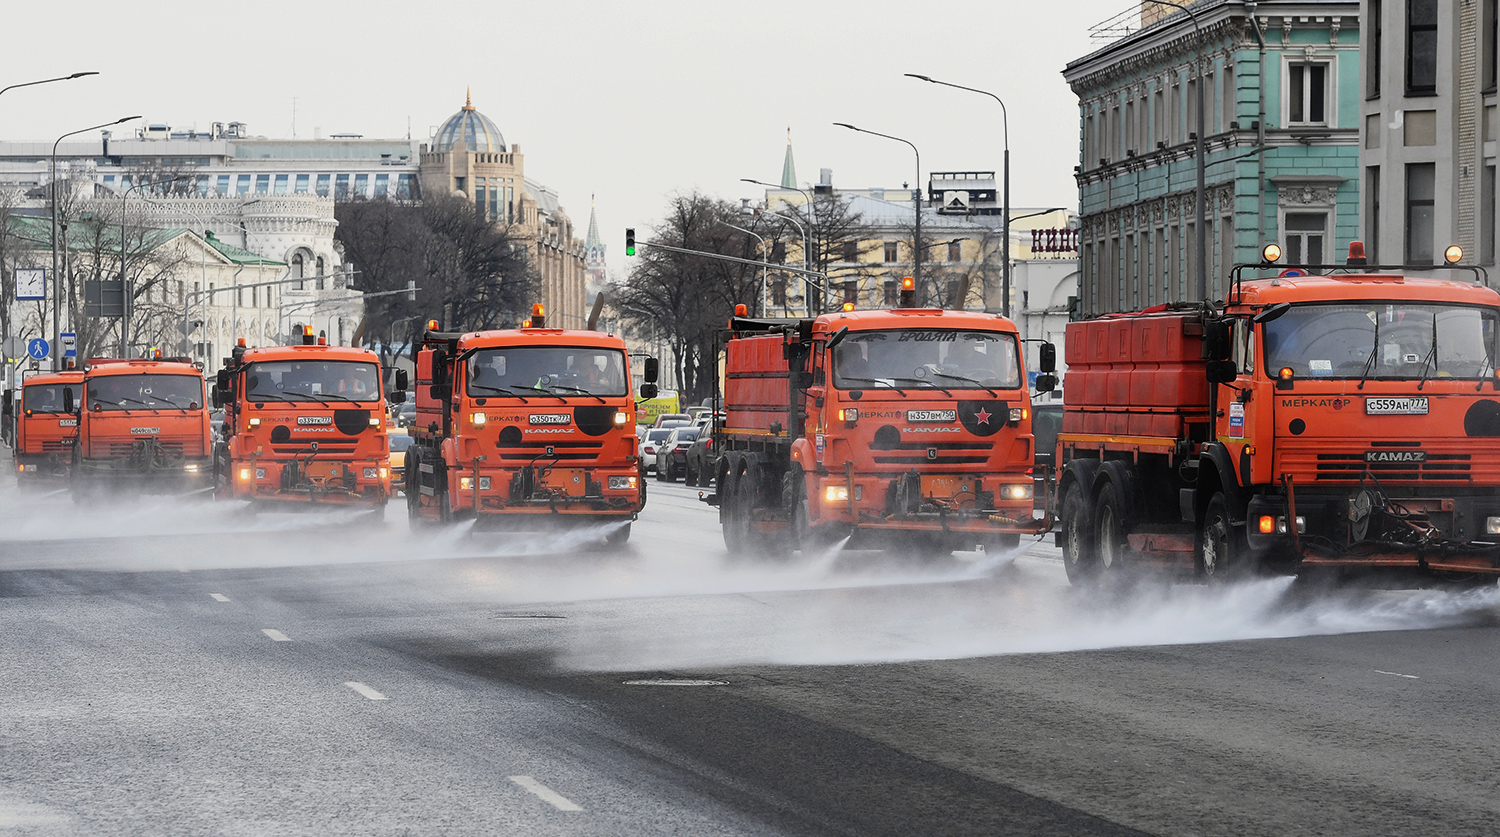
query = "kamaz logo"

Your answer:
(296, 415), (333, 425)
(529, 413), (570, 425)
(130, 427), (160, 435)
(1366, 450), (1425, 463)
